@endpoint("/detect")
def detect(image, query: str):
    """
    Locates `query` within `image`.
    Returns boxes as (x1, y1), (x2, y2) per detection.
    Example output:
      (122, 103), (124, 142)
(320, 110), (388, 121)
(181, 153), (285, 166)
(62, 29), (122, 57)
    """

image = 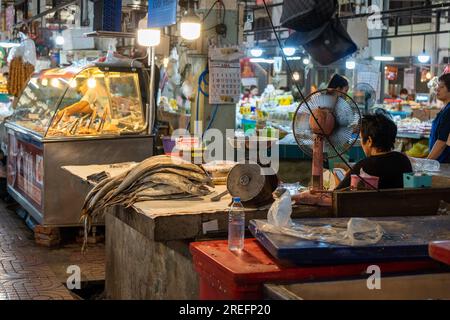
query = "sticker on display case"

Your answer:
(7, 132), (43, 211)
